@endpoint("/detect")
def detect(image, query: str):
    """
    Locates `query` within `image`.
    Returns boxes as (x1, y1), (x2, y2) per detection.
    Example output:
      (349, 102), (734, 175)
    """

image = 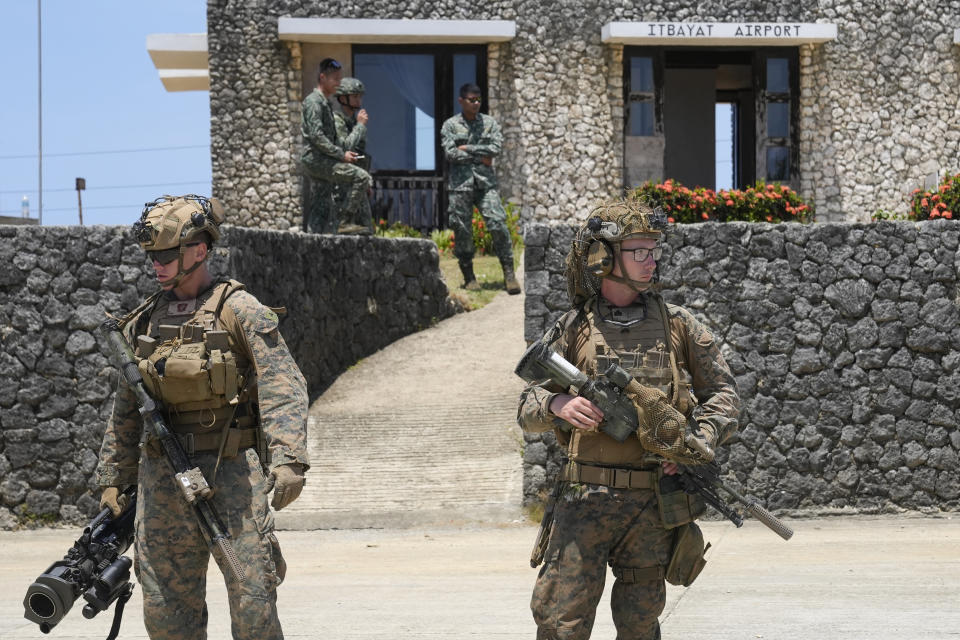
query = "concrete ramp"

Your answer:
(276, 286), (528, 529)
